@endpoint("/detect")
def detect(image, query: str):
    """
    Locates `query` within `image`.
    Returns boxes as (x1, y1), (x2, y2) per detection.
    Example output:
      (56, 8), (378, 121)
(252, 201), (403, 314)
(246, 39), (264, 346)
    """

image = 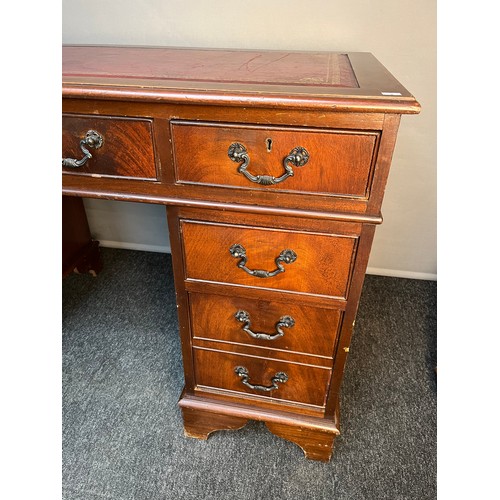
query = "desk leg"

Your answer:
(62, 196), (102, 278)
(178, 390), (340, 461)
(181, 406), (249, 440)
(265, 421), (337, 462)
